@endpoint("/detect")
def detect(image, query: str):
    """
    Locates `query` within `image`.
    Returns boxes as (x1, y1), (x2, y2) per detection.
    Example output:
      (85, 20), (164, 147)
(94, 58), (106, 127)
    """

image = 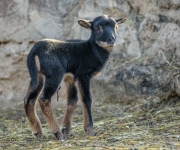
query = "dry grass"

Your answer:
(0, 97), (180, 150)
